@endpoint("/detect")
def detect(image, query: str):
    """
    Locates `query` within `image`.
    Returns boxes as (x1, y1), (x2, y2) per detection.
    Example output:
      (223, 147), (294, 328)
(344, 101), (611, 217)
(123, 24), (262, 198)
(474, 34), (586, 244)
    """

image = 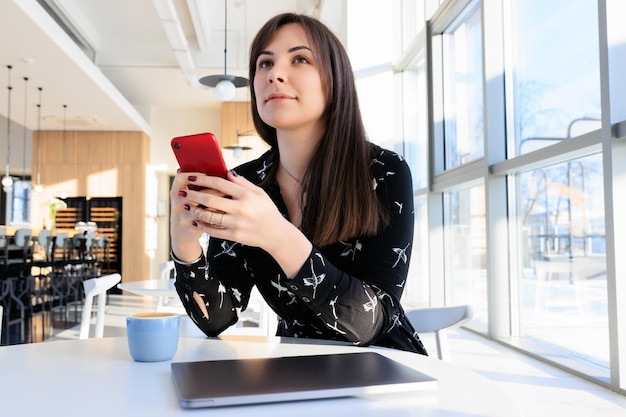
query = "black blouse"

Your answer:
(174, 144), (427, 355)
